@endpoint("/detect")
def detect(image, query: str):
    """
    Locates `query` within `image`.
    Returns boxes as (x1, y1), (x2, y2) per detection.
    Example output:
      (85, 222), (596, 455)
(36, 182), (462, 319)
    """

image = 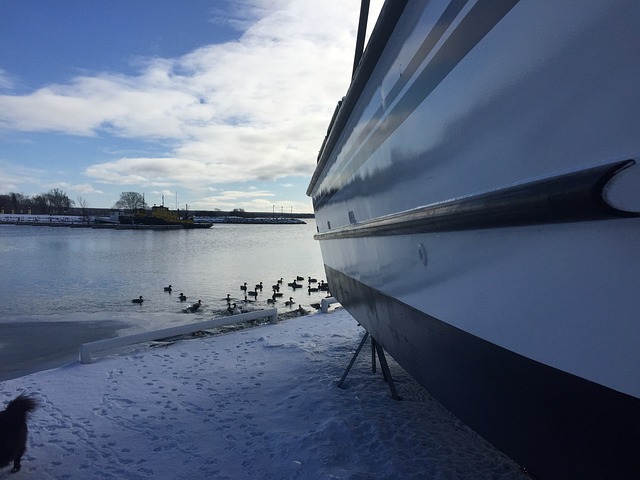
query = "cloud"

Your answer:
(0, 69), (14, 90)
(0, 177), (18, 193)
(215, 189), (274, 200)
(191, 188), (272, 210)
(190, 186), (311, 213)
(0, 161), (105, 199)
(52, 183), (105, 195)
(0, 0), (372, 189)
(207, 1), (274, 31)
(0, 162), (46, 193)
